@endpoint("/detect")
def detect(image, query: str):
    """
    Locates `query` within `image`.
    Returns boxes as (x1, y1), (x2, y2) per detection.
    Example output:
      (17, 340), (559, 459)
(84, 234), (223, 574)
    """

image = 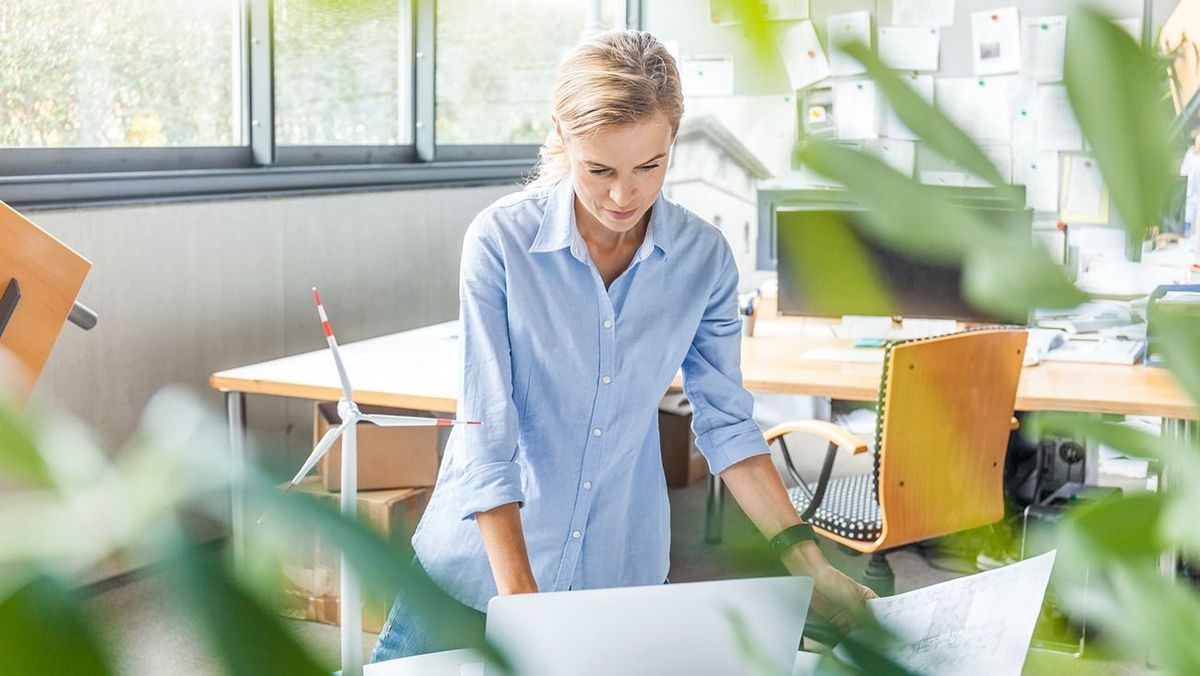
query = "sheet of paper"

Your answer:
(866, 552), (1057, 676)
(935, 77), (1011, 143)
(1062, 155), (1109, 222)
(882, 74), (934, 140)
(878, 26), (941, 71)
(828, 11), (872, 76)
(776, 21), (830, 91)
(1010, 115), (1037, 185)
(833, 80), (879, 140)
(976, 143), (1013, 184)
(893, 0), (955, 26)
(1036, 84), (1082, 151)
(864, 139), (916, 176)
(1021, 16), (1067, 82)
(971, 7), (1021, 76)
(1025, 152), (1061, 212)
(679, 56), (735, 97)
